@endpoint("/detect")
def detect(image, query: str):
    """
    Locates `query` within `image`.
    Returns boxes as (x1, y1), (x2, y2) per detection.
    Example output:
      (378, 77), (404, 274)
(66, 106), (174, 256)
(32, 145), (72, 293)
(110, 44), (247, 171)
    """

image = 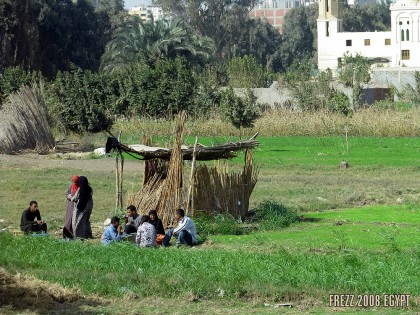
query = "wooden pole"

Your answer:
(118, 152), (124, 209)
(115, 131), (123, 210)
(186, 136), (199, 216)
